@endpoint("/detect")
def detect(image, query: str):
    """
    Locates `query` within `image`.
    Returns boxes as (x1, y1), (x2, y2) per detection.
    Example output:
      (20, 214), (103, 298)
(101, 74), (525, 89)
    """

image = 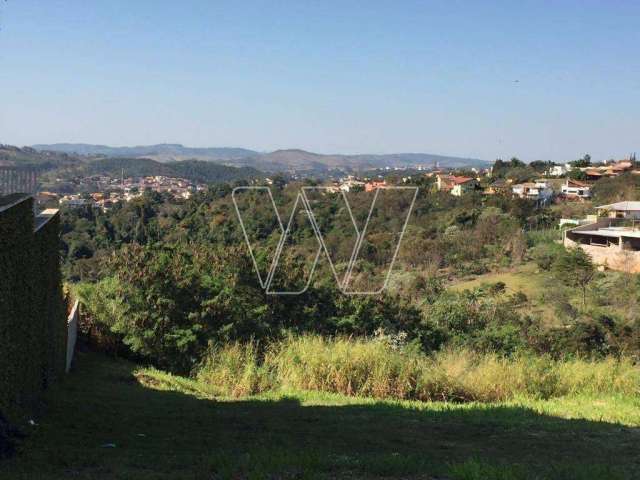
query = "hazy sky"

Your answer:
(1, 1), (638, 161)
